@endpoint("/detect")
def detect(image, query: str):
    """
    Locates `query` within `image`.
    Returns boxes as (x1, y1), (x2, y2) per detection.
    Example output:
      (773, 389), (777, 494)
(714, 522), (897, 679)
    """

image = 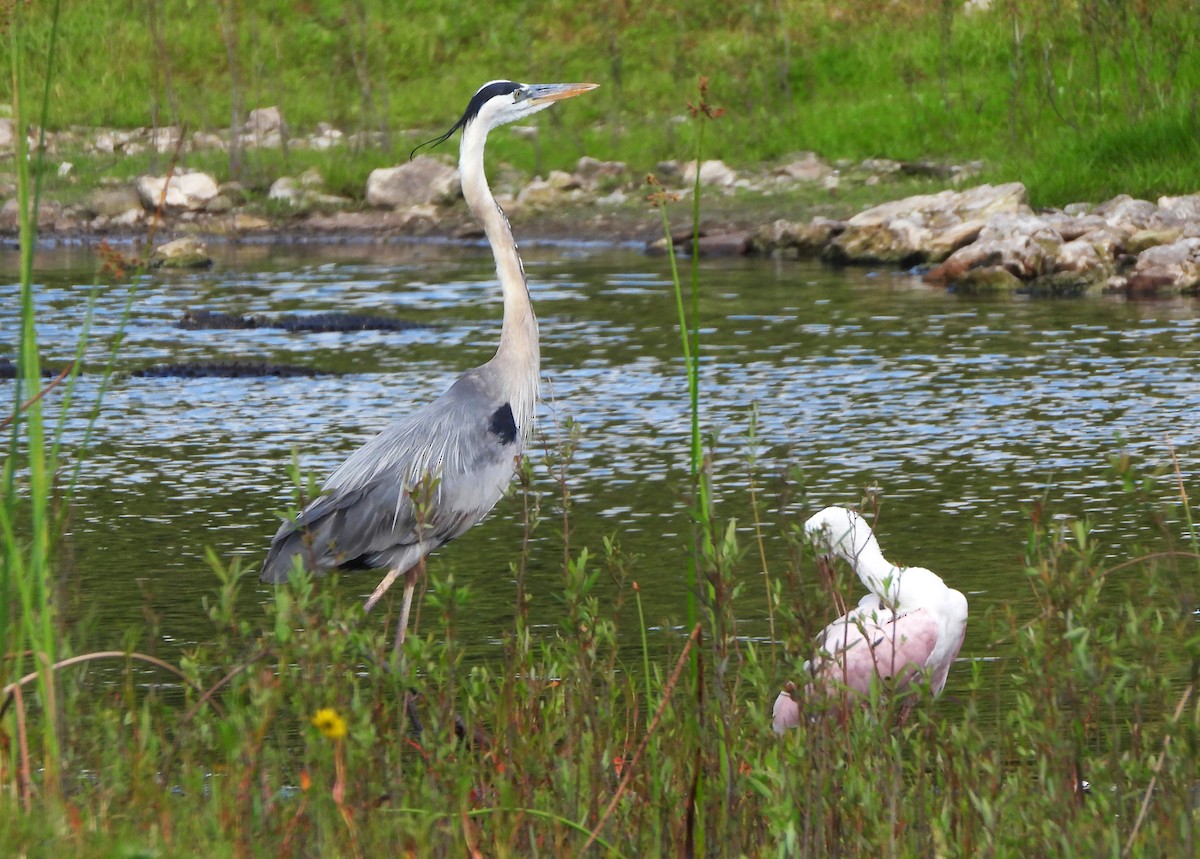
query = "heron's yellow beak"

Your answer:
(524, 82), (600, 105)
